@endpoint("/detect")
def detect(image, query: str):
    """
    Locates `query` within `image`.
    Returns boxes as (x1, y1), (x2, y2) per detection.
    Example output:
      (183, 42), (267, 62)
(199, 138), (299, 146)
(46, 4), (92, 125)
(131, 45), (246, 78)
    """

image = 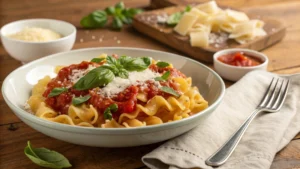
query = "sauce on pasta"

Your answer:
(26, 54), (208, 128)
